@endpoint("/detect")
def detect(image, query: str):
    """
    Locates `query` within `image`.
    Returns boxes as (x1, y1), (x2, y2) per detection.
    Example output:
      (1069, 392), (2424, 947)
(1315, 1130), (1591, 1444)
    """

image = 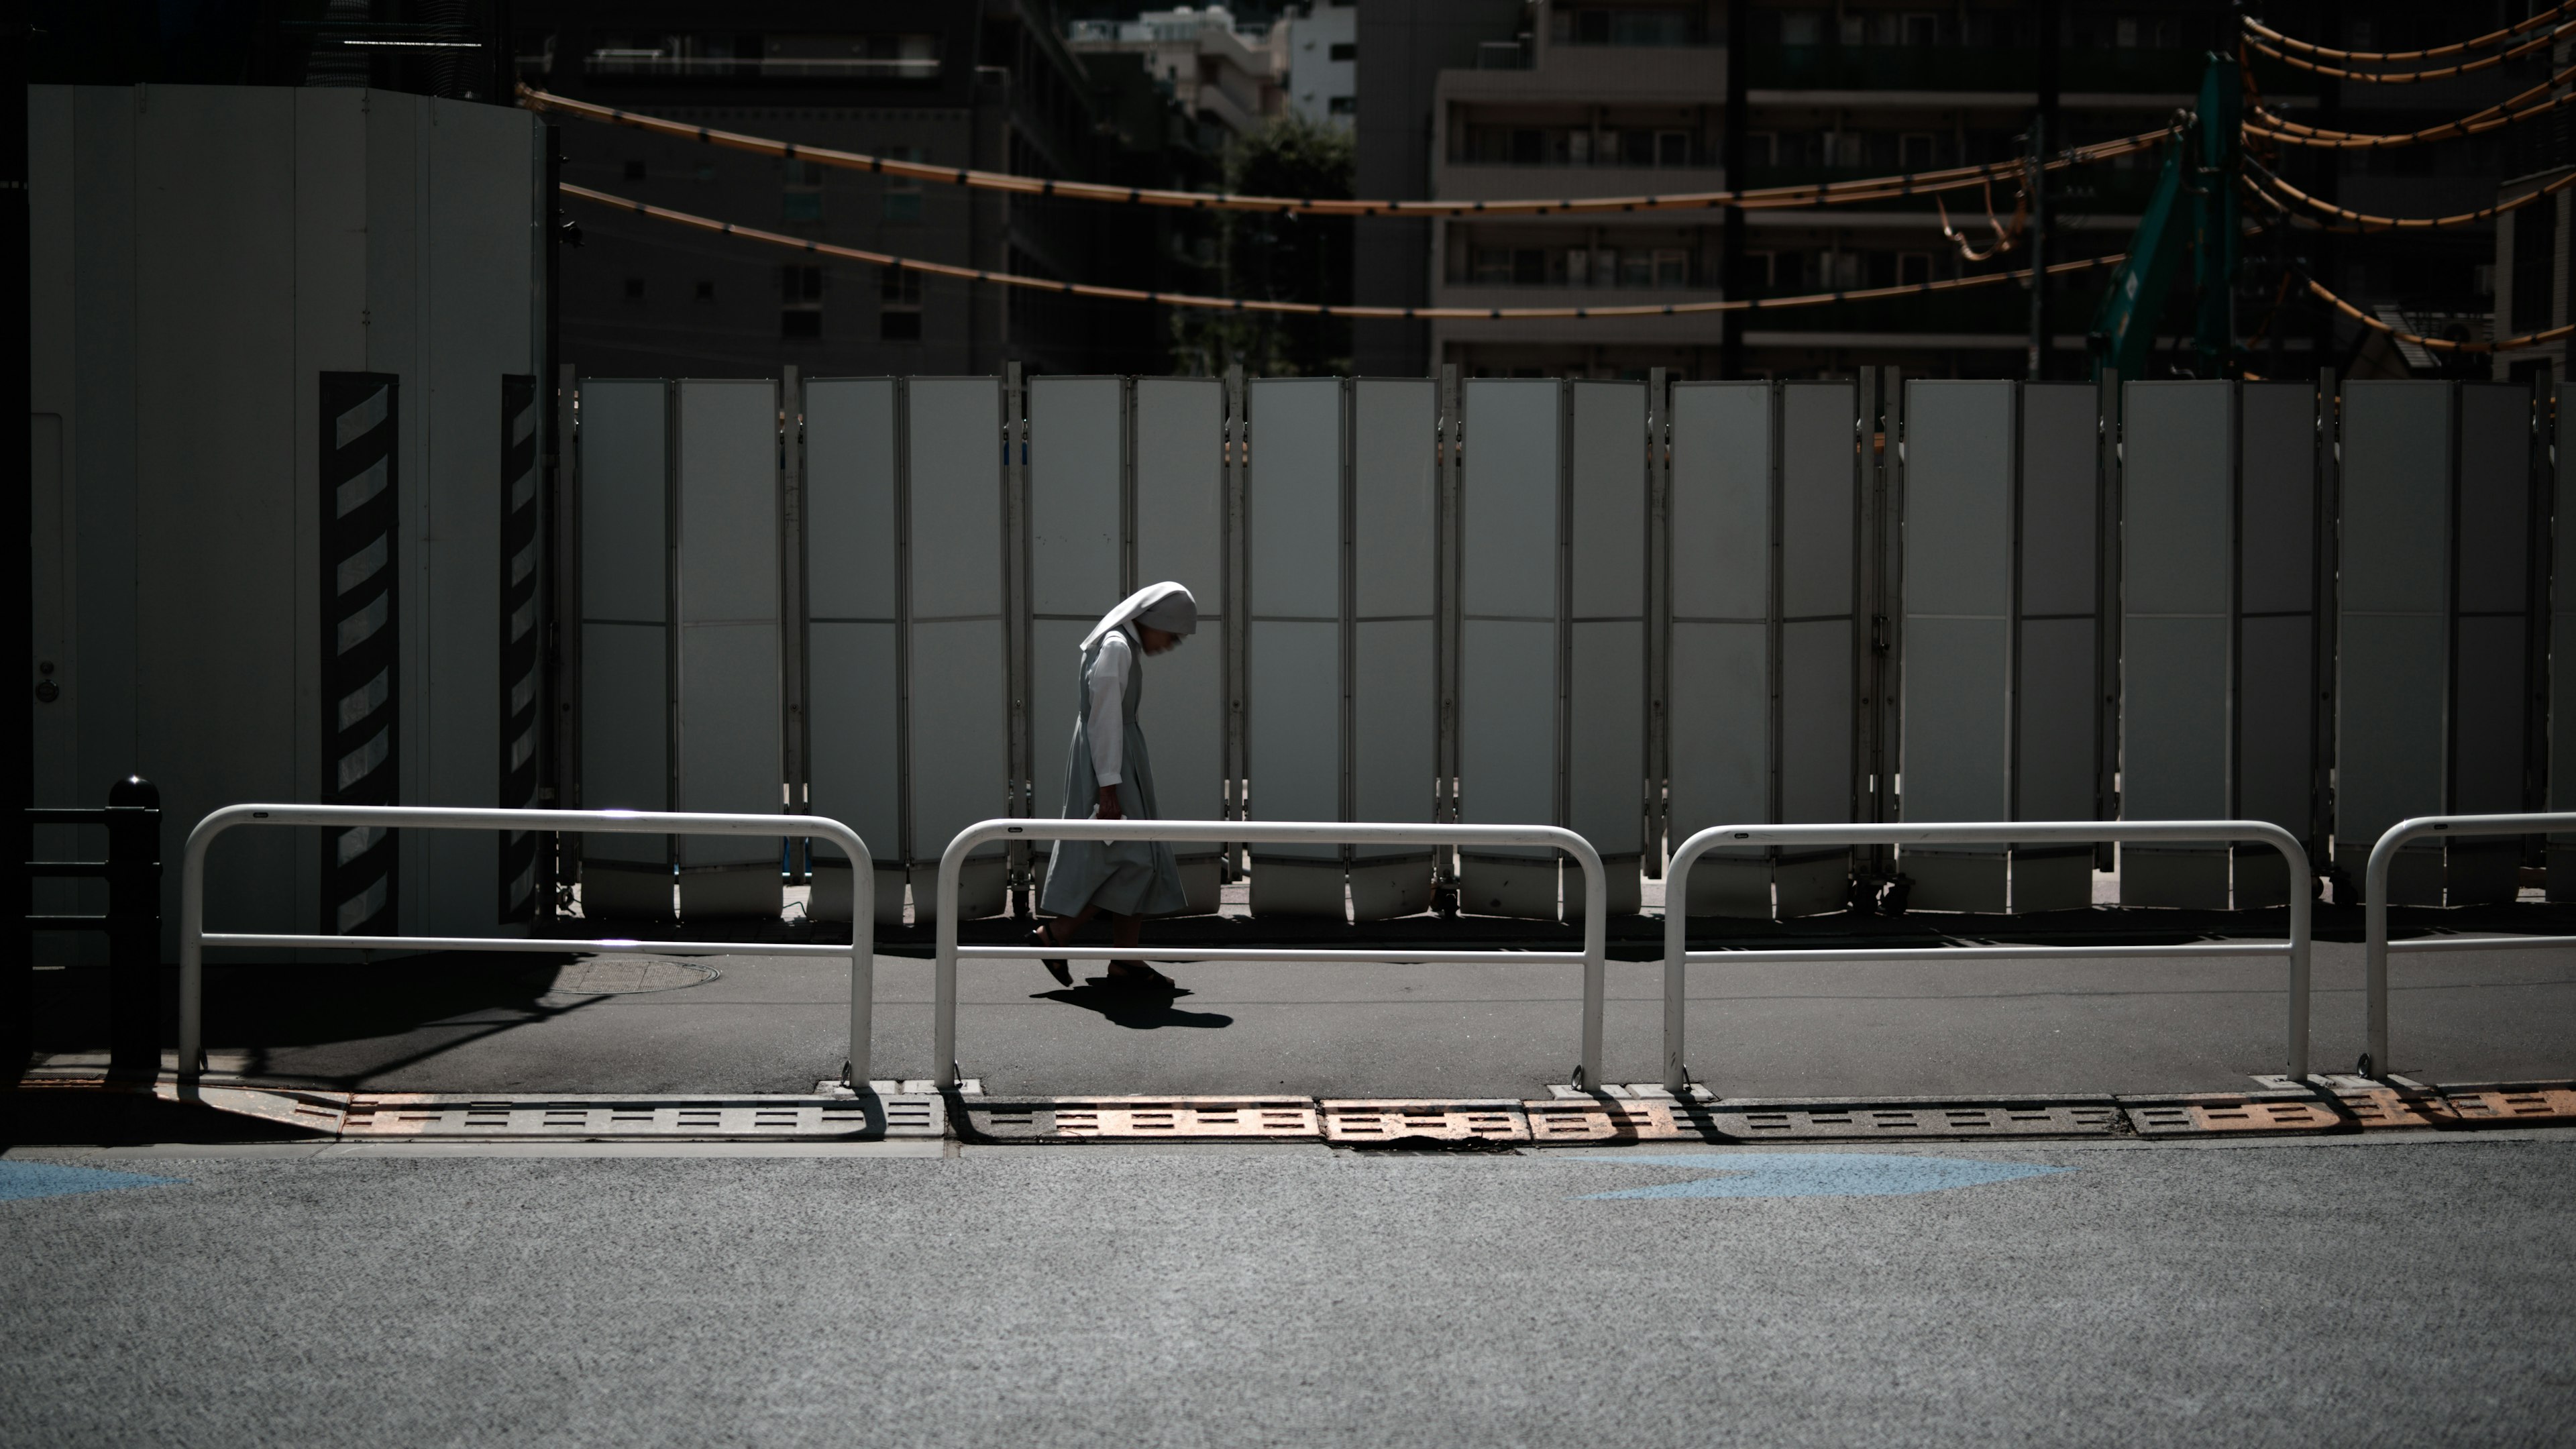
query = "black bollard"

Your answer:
(103, 777), (162, 1081)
